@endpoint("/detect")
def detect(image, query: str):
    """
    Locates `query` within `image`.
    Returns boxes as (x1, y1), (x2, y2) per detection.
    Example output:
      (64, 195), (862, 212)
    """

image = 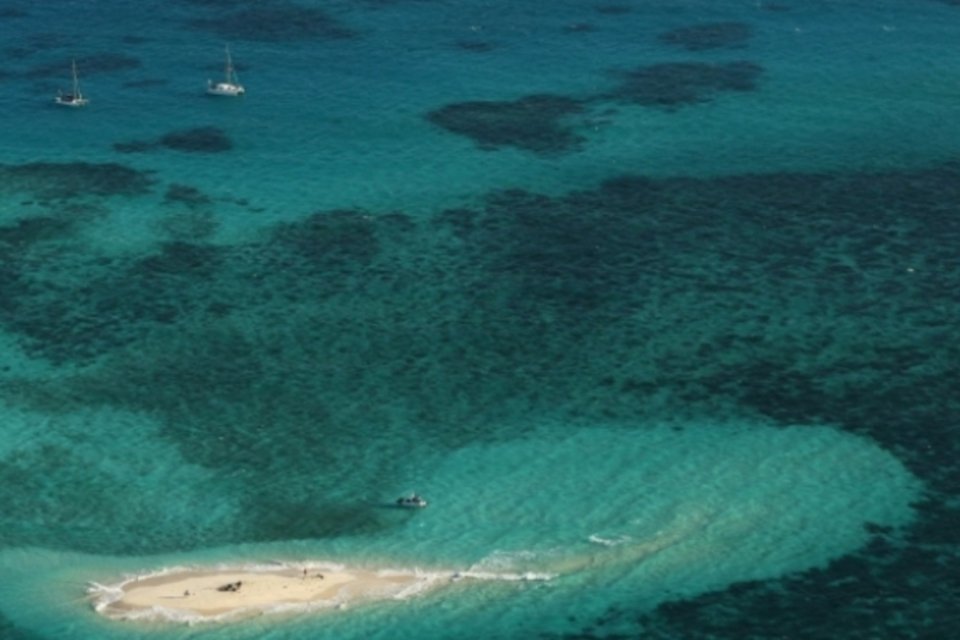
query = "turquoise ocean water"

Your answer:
(0, 1), (957, 638)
